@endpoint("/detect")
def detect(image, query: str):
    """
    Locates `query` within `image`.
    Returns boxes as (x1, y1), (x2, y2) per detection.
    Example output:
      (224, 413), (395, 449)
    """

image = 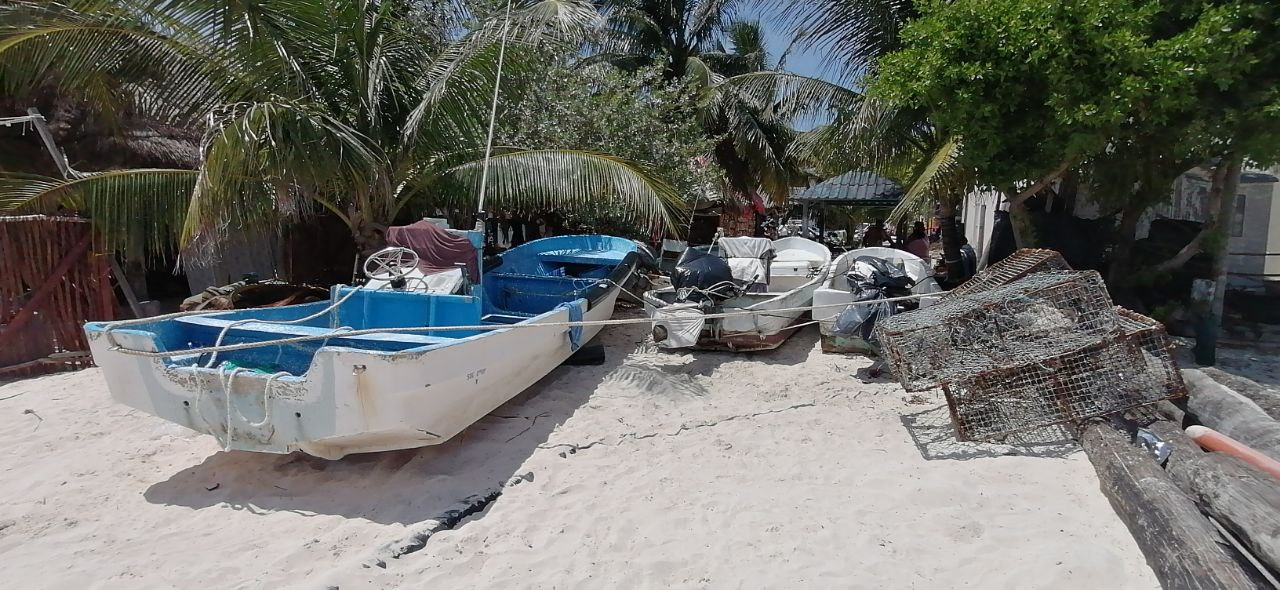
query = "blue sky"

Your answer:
(735, 6), (833, 81)
(735, 5), (839, 129)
